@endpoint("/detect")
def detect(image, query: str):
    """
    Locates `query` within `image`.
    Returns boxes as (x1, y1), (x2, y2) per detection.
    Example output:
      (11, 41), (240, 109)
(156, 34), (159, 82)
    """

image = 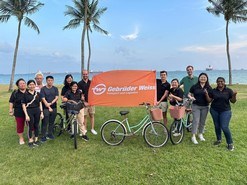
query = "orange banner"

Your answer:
(88, 70), (156, 107)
